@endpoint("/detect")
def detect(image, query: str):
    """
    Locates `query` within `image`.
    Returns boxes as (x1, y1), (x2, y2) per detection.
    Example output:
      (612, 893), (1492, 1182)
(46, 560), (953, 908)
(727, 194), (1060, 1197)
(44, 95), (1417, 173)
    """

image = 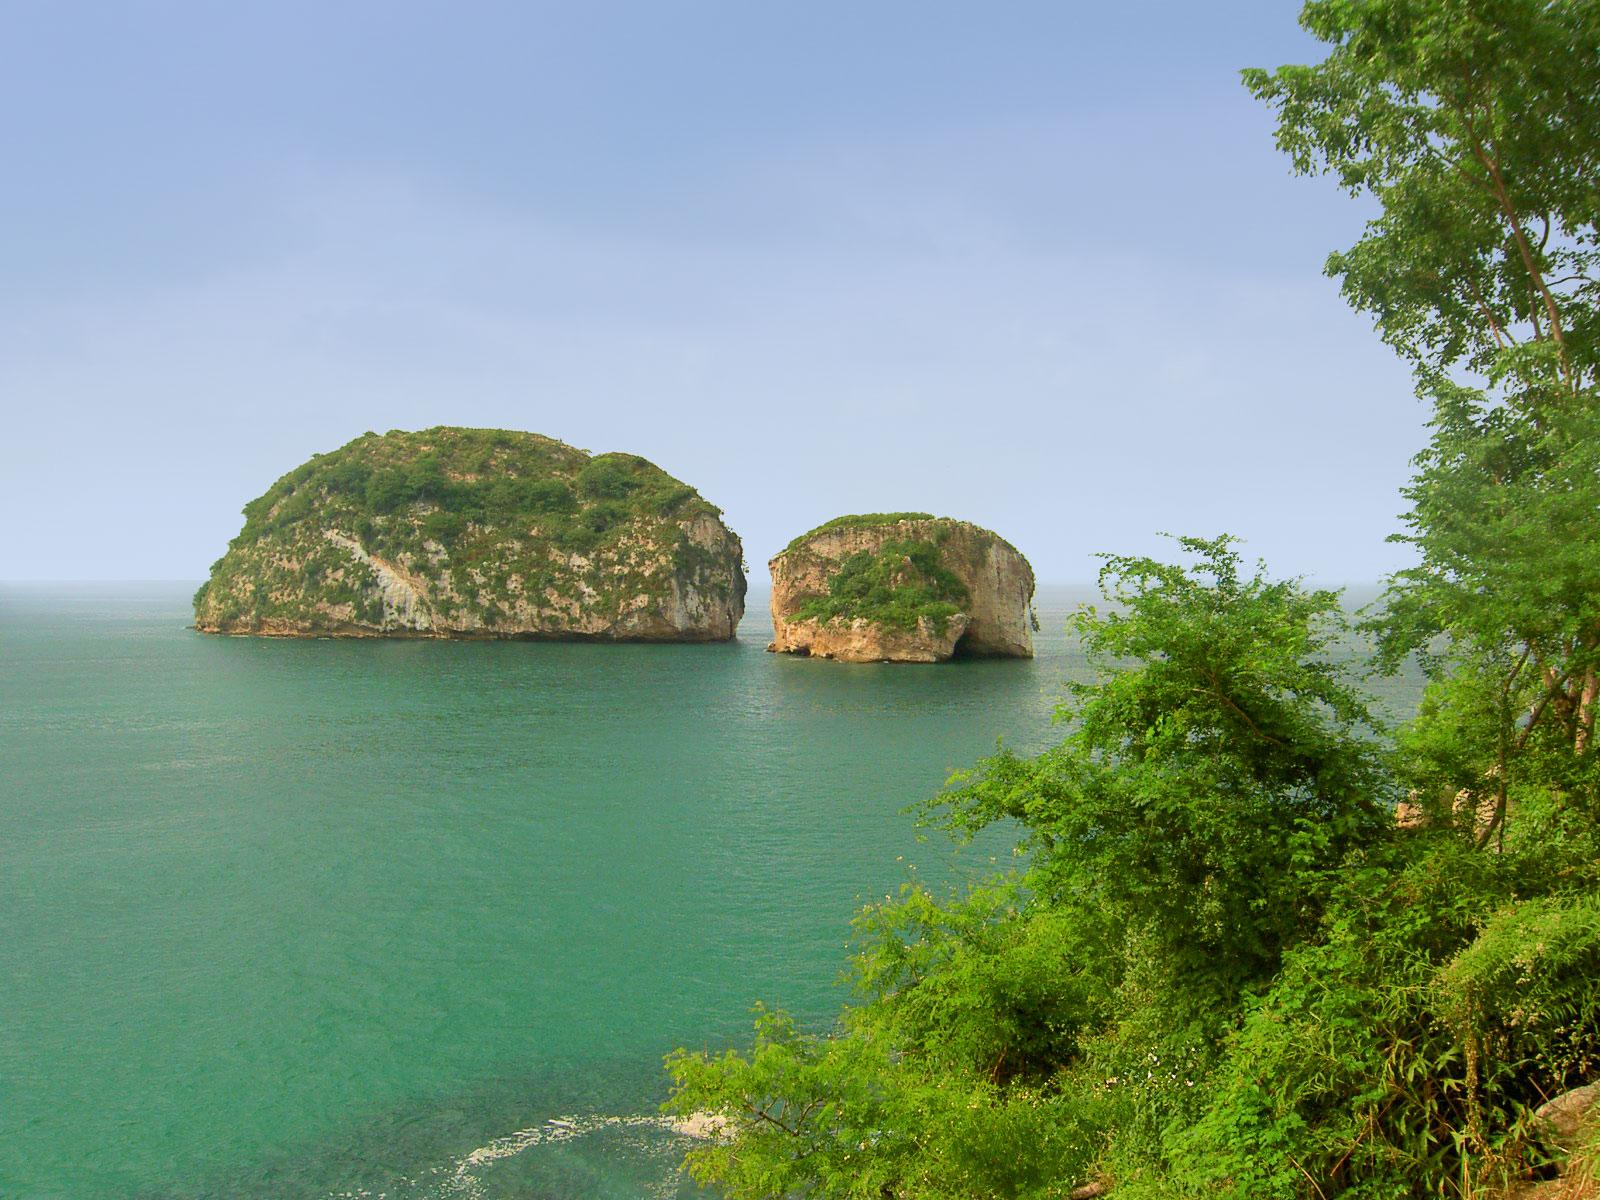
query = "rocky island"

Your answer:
(767, 513), (1035, 663)
(193, 427), (746, 640)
